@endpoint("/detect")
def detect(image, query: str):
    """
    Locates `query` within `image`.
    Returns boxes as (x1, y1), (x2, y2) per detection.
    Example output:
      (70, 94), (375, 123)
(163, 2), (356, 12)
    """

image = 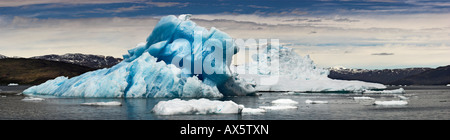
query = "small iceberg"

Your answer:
(373, 100), (408, 106)
(22, 97), (45, 101)
(447, 84), (450, 87)
(152, 98), (244, 115)
(396, 95), (409, 100)
(259, 105), (298, 110)
(242, 108), (266, 114)
(271, 99), (298, 105)
(81, 101), (122, 106)
(8, 83), (19, 86)
(352, 97), (375, 100)
(258, 99), (298, 110)
(305, 99), (328, 104)
(363, 88), (405, 94)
